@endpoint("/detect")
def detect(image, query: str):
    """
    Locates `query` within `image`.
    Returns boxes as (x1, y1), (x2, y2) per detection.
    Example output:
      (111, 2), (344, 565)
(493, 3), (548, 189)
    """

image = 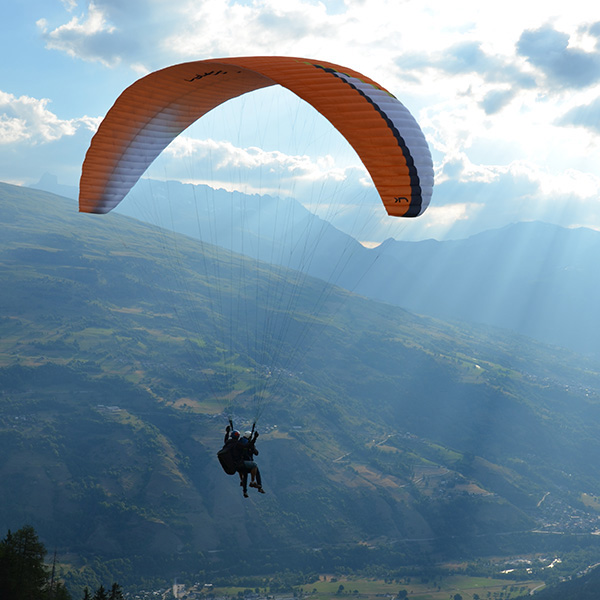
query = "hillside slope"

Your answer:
(3, 182), (600, 584)
(33, 175), (600, 357)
